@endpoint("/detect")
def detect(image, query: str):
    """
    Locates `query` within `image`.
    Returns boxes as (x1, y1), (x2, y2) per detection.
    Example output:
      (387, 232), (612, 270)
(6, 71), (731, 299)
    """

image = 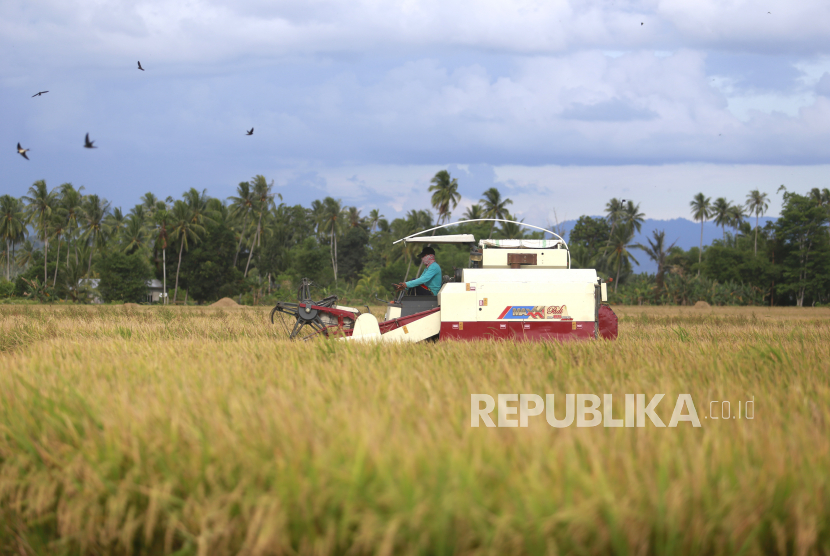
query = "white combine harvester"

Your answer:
(270, 219), (618, 343)
(348, 219), (617, 343)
